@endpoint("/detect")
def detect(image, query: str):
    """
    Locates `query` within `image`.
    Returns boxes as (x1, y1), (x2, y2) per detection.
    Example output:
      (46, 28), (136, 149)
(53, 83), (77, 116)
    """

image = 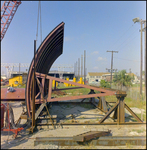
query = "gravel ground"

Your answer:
(1, 101), (146, 149)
